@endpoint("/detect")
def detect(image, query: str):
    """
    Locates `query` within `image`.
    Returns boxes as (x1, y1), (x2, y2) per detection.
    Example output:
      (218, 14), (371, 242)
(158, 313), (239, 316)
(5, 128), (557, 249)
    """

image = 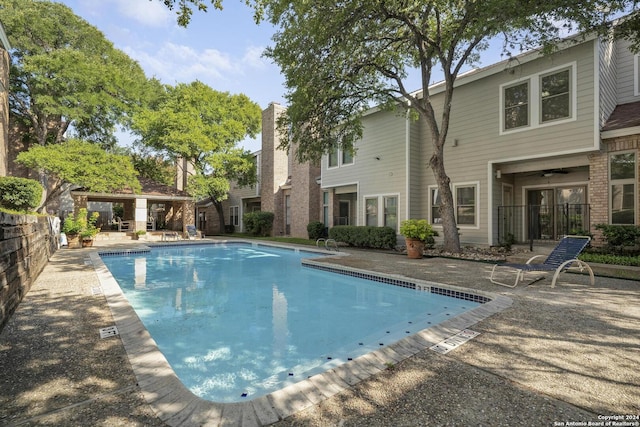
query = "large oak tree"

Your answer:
(131, 81), (261, 232)
(0, 0), (153, 149)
